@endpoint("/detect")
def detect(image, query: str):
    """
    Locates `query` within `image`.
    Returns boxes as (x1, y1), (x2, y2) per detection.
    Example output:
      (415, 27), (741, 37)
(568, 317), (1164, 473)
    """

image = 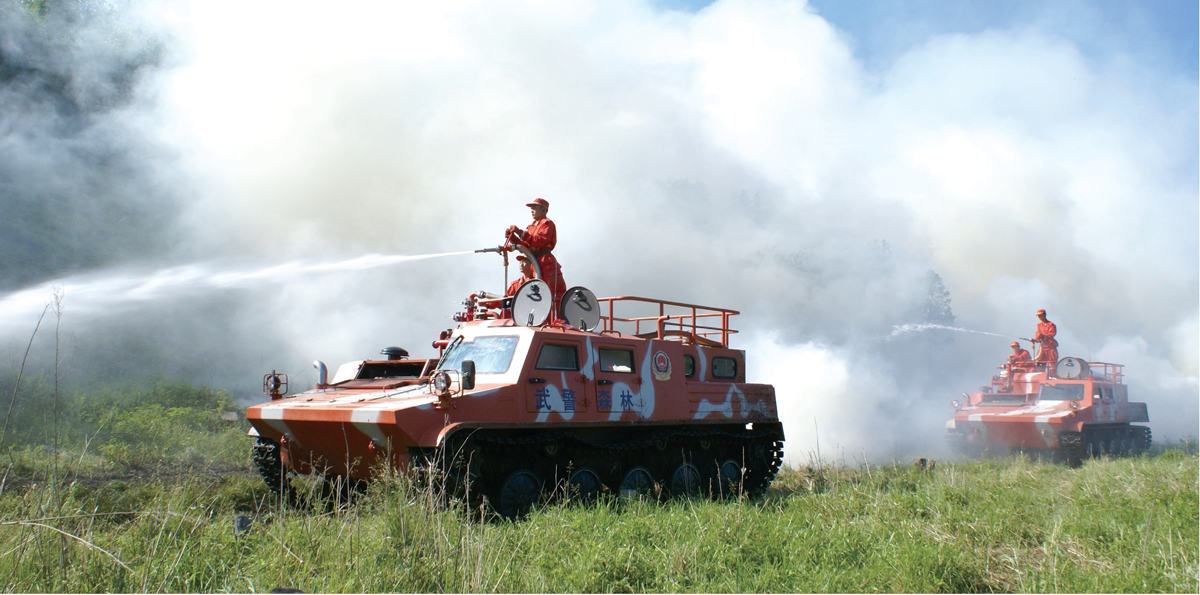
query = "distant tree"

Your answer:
(923, 270), (954, 325)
